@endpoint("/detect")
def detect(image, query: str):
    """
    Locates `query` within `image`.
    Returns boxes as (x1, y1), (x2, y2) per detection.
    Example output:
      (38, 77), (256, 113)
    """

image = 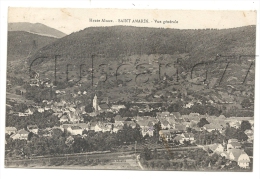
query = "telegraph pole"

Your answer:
(135, 141), (137, 155)
(135, 141), (137, 163)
